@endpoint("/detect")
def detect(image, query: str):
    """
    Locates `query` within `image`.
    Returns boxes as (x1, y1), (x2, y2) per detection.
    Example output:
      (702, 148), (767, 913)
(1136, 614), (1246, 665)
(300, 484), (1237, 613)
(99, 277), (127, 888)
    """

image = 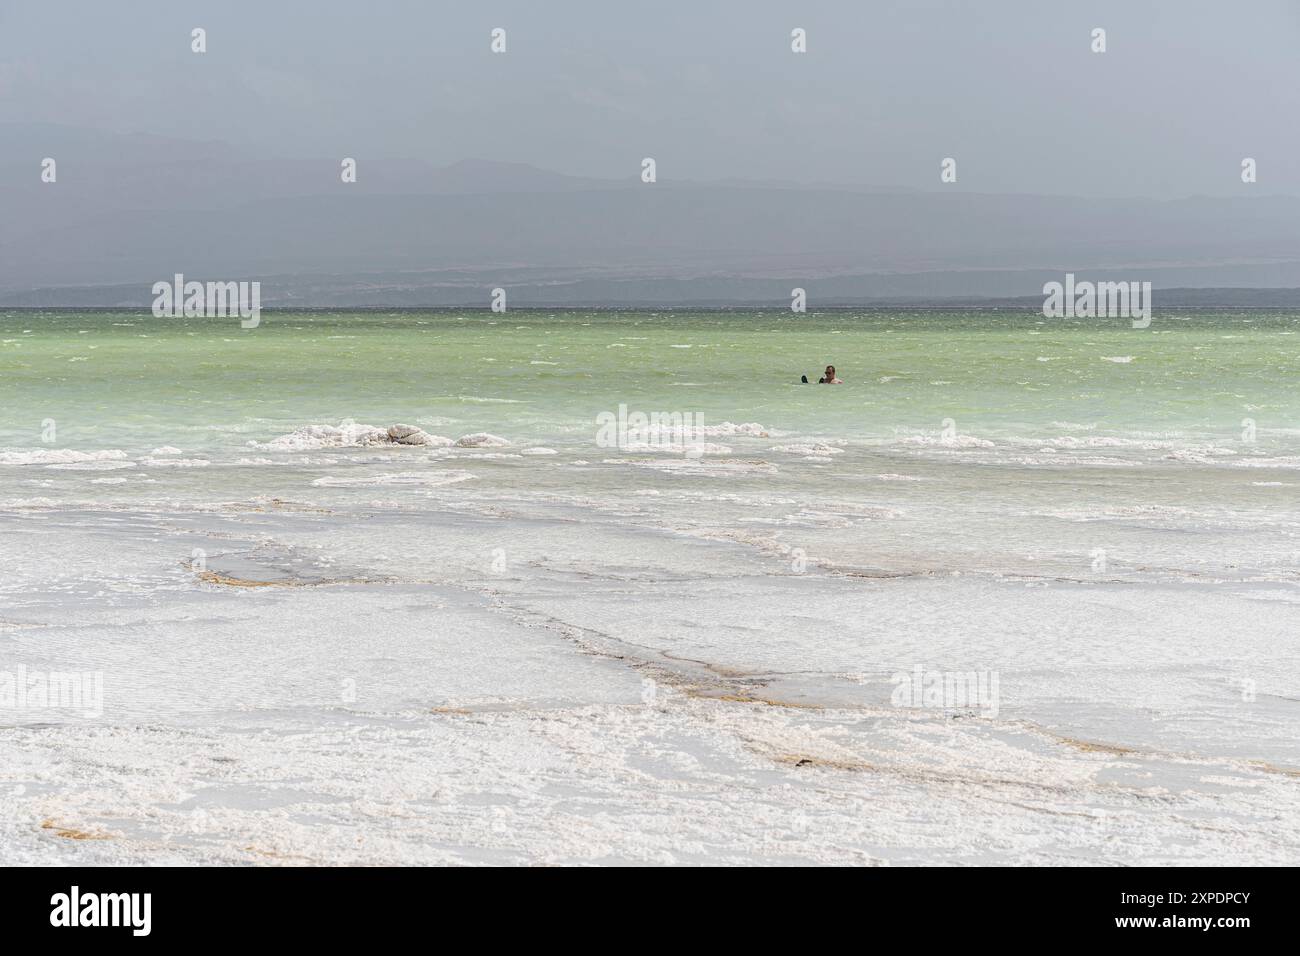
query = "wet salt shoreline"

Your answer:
(2, 431), (1298, 864)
